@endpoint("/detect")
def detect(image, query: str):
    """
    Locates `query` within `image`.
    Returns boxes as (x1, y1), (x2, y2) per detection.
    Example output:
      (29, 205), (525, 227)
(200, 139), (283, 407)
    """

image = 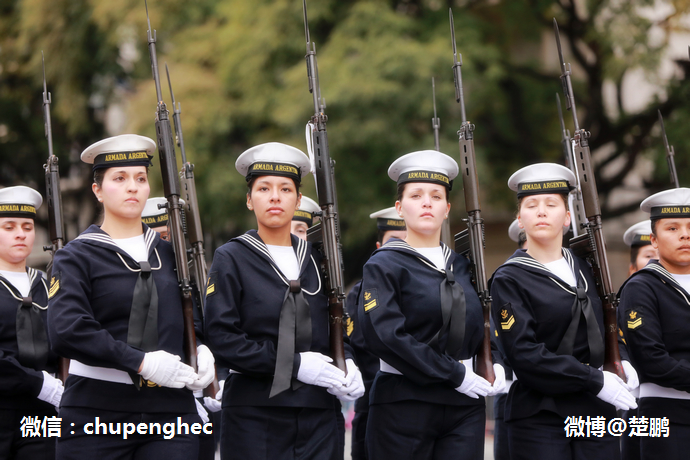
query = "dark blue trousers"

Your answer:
(507, 410), (619, 460)
(56, 407), (200, 460)
(351, 410), (369, 460)
(366, 400), (485, 460)
(0, 406), (57, 460)
(220, 405), (340, 460)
